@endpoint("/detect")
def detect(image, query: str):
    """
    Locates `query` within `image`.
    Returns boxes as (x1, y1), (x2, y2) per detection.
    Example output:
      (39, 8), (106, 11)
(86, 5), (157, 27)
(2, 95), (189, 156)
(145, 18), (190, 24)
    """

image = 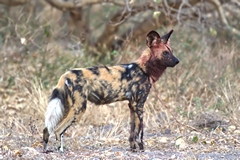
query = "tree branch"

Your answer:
(44, 0), (127, 9)
(210, 0), (240, 36)
(95, 4), (155, 54)
(0, 0), (29, 6)
(44, 0), (239, 60)
(96, 0), (201, 54)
